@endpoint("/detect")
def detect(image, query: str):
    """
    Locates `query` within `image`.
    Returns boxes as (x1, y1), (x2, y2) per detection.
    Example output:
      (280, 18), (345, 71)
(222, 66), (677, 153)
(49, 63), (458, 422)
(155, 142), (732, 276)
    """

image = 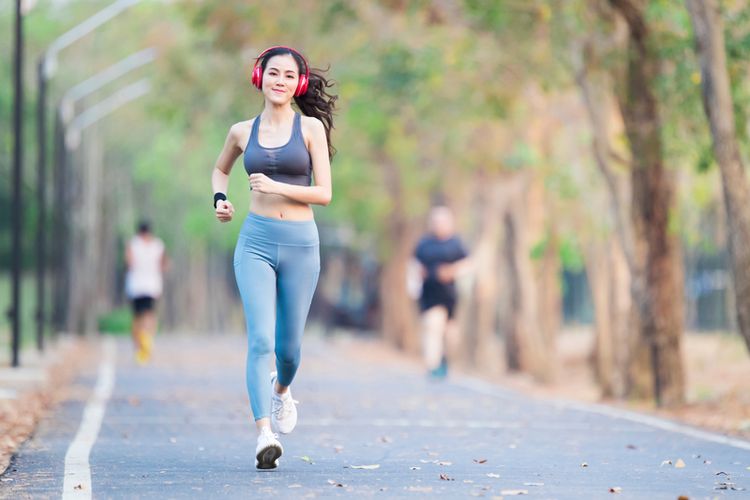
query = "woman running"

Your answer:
(210, 46), (336, 470)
